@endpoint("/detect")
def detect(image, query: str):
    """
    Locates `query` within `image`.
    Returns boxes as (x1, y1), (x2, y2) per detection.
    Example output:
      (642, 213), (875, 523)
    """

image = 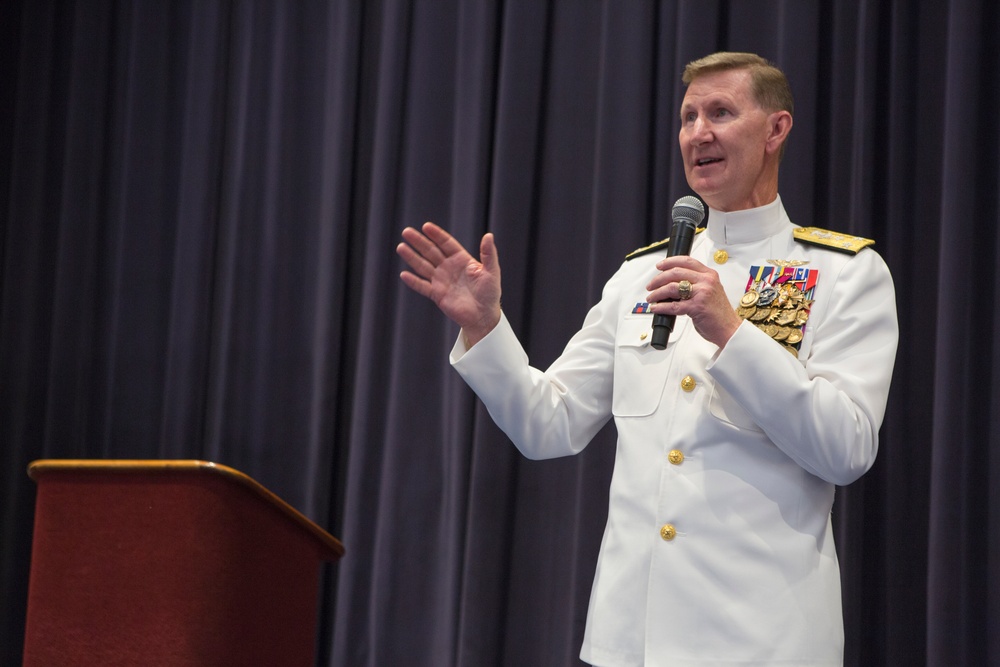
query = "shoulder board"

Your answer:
(625, 227), (706, 260)
(793, 226), (875, 254)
